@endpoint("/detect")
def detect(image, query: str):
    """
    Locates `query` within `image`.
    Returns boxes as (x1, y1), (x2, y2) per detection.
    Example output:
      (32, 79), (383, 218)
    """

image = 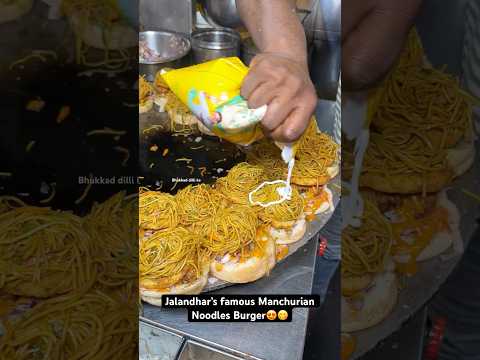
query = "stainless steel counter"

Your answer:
(141, 237), (322, 360)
